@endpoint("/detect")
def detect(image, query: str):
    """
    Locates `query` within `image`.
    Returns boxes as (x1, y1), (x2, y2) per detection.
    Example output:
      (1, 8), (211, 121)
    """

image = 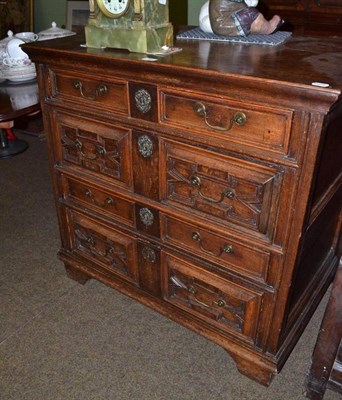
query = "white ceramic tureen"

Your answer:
(37, 22), (76, 41)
